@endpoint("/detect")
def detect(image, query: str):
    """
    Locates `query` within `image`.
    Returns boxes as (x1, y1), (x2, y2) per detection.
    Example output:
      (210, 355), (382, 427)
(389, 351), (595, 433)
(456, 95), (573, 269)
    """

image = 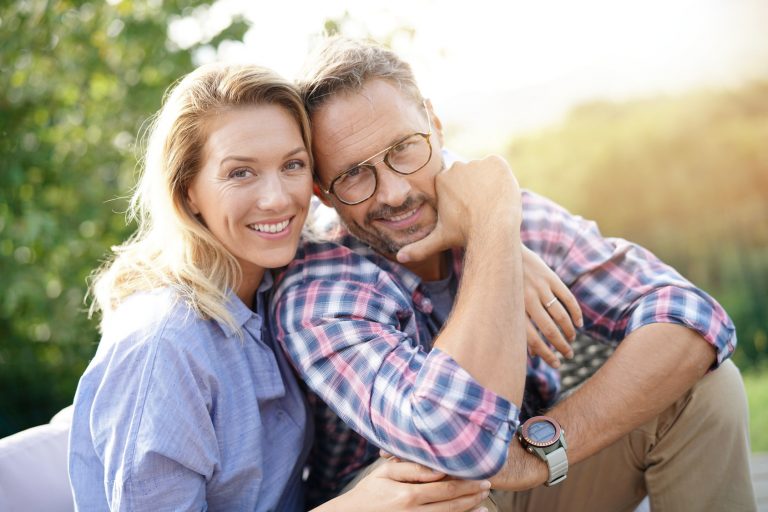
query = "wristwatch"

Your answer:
(517, 415), (568, 486)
